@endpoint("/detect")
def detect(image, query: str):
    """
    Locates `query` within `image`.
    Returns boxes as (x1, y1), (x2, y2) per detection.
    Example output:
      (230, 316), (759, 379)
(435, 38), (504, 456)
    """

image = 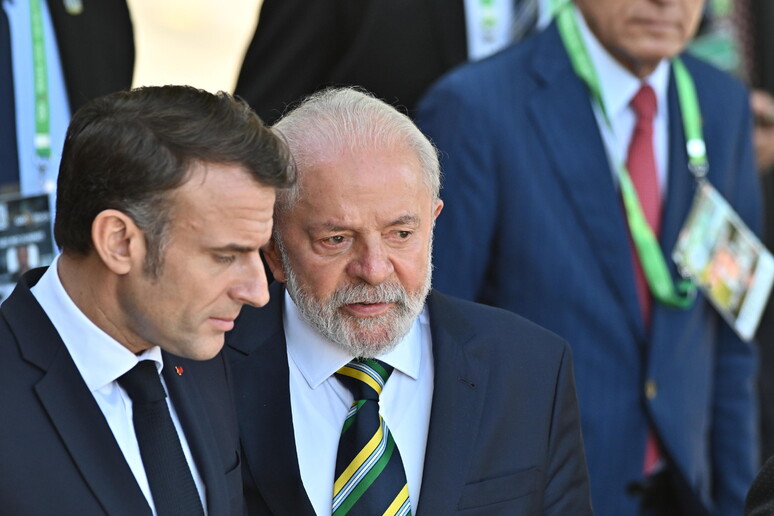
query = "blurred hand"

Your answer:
(751, 89), (774, 172)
